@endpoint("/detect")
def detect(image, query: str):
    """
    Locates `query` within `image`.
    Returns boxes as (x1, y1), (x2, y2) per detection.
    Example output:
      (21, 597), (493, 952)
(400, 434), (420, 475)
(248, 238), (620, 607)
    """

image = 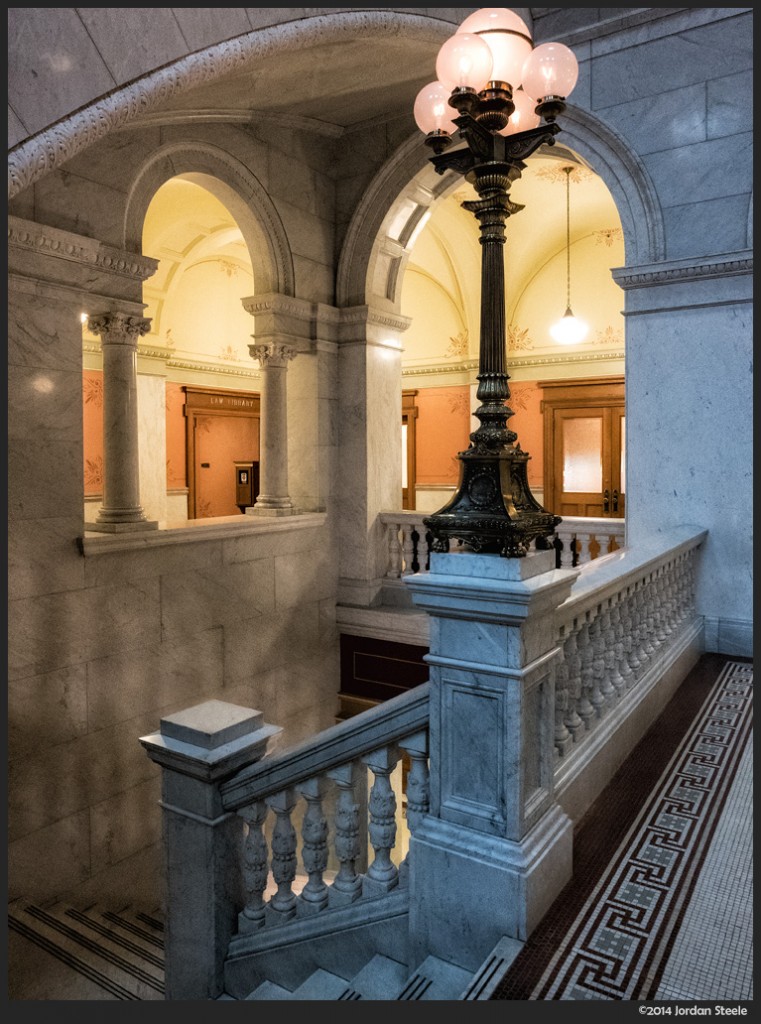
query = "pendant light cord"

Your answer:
(564, 166), (572, 313)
